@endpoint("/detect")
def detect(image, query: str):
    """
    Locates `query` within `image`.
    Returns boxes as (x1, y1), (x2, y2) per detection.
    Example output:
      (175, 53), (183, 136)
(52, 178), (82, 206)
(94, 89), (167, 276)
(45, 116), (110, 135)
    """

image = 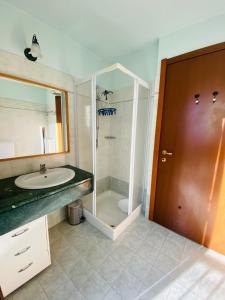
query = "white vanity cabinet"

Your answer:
(0, 216), (51, 297)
